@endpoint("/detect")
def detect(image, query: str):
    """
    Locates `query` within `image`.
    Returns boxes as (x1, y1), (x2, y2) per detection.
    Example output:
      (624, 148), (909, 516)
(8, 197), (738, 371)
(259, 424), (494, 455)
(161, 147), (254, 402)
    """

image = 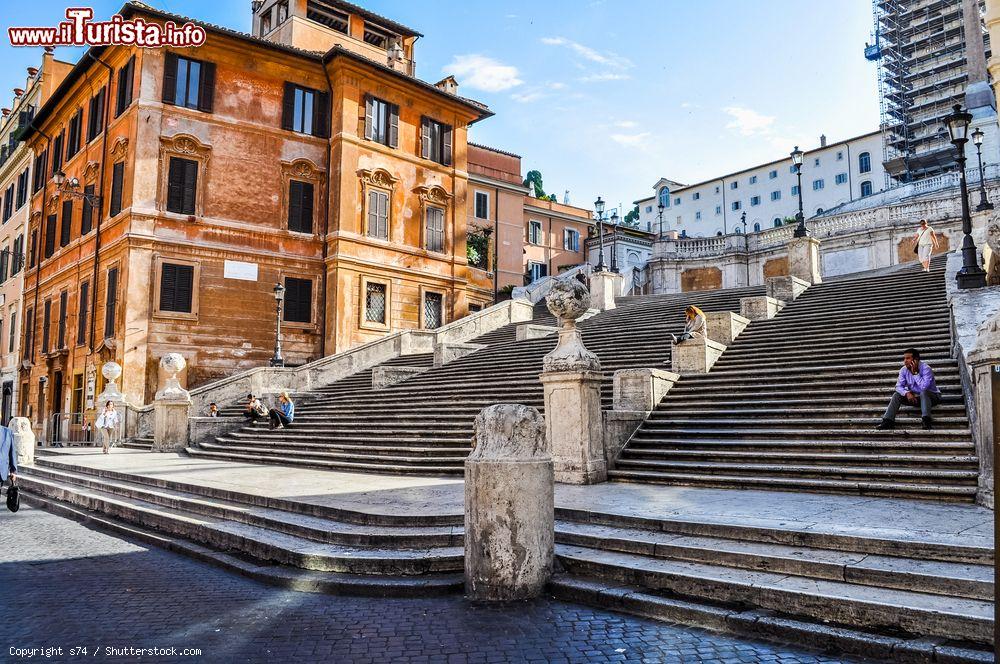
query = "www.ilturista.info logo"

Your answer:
(8, 7), (206, 48)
